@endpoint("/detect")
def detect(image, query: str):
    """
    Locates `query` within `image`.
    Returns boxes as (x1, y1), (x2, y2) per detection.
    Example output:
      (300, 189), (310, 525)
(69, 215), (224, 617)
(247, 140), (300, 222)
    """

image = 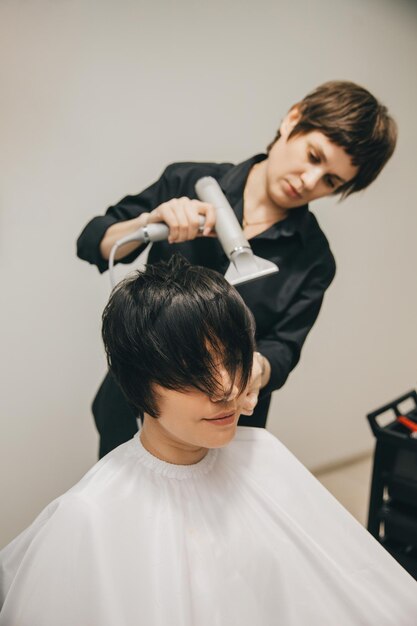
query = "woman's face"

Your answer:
(144, 366), (247, 457)
(265, 109), (358, 208)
